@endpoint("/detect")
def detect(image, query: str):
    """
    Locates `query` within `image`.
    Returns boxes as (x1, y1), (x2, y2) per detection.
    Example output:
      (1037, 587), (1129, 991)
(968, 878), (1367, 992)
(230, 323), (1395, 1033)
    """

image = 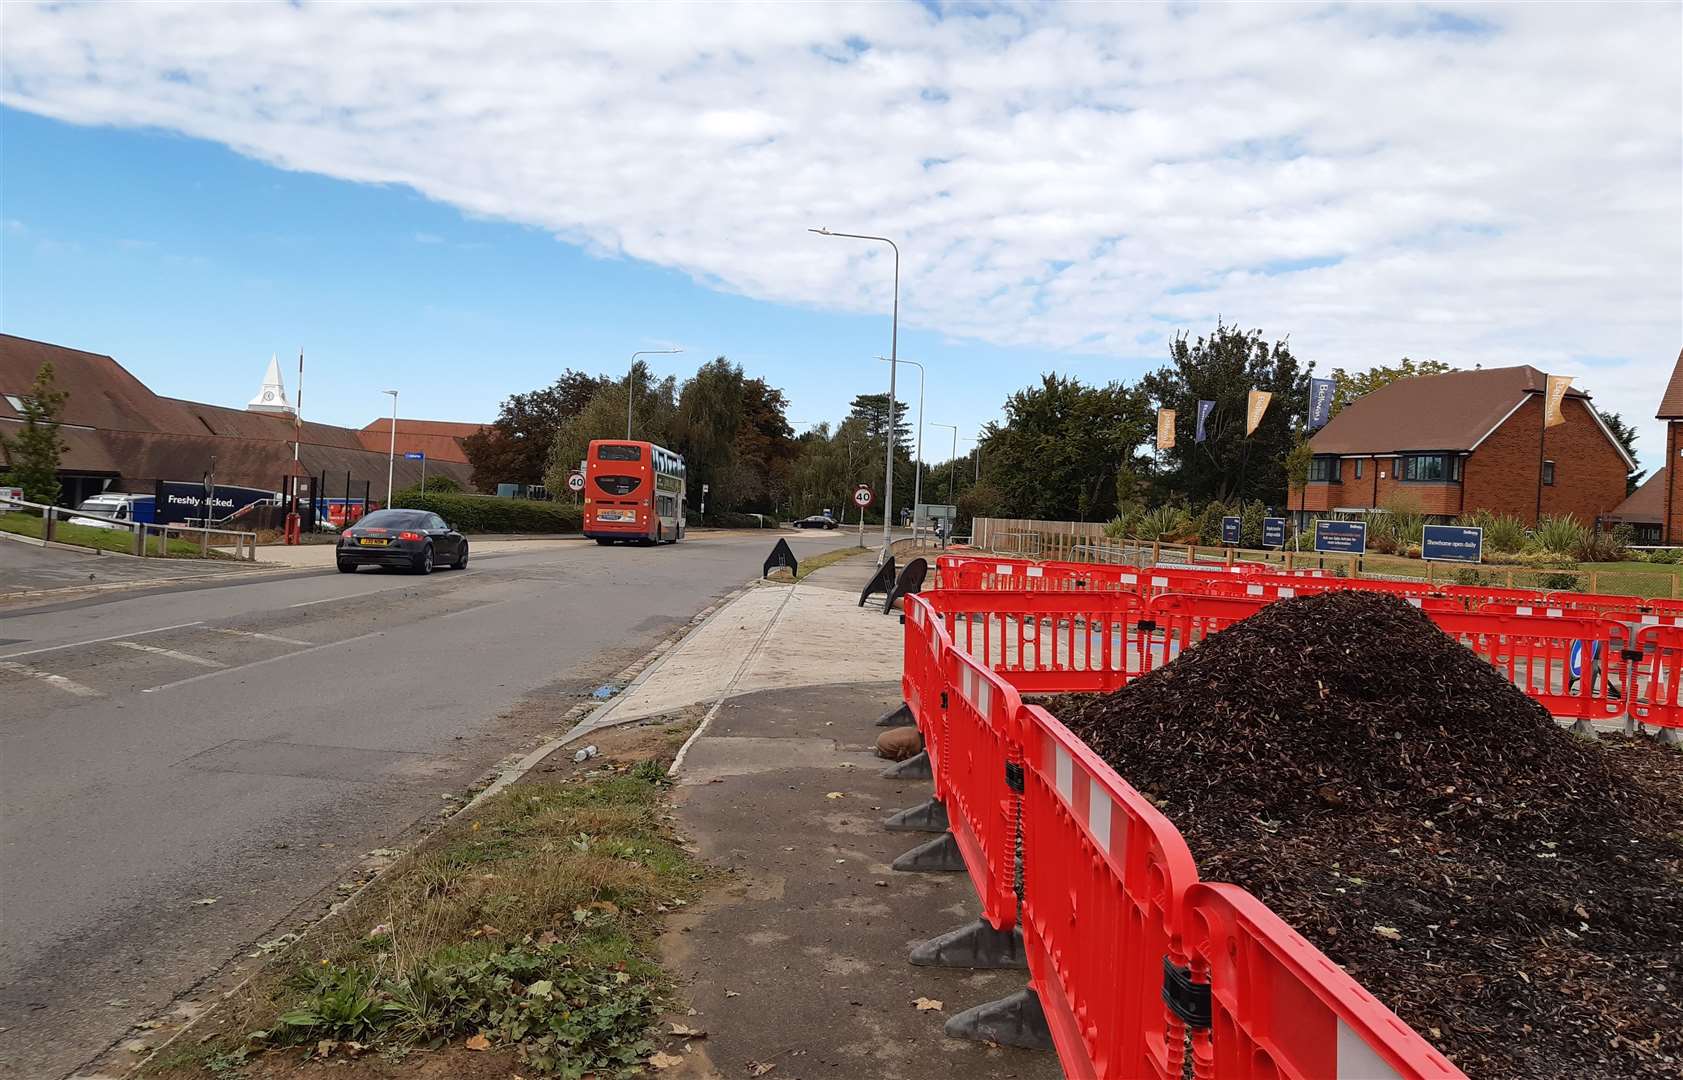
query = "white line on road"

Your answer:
(113, 641), (225, 668)
(205, 628), (314, 646)
(141, 631), (384, 693)
(434, 597), (518, 622)
(288, 592), (383, 609)
(0, 621), (205, 661)
(0, 660), (103, 697)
